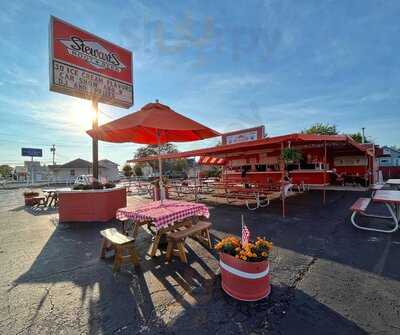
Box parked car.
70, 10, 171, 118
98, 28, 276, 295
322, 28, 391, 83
74, 175, 94, 185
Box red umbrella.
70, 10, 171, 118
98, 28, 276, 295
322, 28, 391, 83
87, 101, 219, 144
87, 101, 220, 200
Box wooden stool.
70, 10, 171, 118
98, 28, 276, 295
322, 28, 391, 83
100, 228, 140, 272
166, 220, 212, 263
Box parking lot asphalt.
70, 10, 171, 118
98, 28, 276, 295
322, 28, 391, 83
0, 188, 399, 334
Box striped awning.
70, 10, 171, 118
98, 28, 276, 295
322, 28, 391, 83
198, 156, 226, 165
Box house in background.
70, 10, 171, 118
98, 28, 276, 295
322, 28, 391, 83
98, 159, 120, 181
48, 158, 119, 183
25, 161, 50, 182
14, 161, 49, 183
14, 166, 28, 182
378, 146, 400, 179
378, 146, 400, 167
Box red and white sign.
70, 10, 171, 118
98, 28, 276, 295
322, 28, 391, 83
49, 16, 133, 108
222, 126, 265, 145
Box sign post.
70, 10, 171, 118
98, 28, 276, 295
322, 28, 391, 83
49, 16, 133, 181
92, 100, 99, 179
21, 148, 43, 185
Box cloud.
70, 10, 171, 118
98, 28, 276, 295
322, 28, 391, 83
0, 63, 42, 88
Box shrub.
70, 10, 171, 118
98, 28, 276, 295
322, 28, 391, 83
91, 181, 104, 190
23, 191, 39, 197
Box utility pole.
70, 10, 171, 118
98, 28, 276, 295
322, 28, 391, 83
50, 144, 56, 165
361, 127, 365, 144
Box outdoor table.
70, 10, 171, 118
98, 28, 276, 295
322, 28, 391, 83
373, 190, 400, 223
373, 190, 400, 225
168, 183, 205, 201
386, 179, 400, 190
116, 200, 210, 257
42, 187, 70, 207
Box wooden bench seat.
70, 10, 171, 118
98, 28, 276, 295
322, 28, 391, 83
166, 221, 212, 263
30, 196, 46, 207
350, 197, 371, 213
100, 228, 139, 272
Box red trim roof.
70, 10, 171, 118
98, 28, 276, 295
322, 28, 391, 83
128, 133, 370, 163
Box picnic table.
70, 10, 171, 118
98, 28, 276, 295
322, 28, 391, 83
41, 187, 70, 207
386, 179, 400, 190
116, 200, 210, 257
350, 190, 400, 233
373, 190, 400, 225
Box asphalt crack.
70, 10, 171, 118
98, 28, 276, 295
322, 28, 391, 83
290, 256, 317, 289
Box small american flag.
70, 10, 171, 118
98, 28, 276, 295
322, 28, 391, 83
241, 214, 250, 244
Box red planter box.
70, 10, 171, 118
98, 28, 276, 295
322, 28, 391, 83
24, 193, 40, 206
58, 187, 127, 223
219, 252, 271, 301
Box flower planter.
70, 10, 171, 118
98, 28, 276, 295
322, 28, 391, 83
219, 252, 271, 301
24, 192, 39, 206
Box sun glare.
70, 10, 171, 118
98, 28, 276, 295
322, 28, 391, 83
70, 99, 109, 130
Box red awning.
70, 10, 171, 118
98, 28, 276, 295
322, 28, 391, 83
198, 156, 226, 165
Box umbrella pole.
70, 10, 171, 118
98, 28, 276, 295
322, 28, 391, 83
157, 131, 164, 203
158, 153, 164, 202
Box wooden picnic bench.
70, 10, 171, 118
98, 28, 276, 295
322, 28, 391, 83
33, 196, 46, 205
100, 228, 140, 272
166, 220, 212, 263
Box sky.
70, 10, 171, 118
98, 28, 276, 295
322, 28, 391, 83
0, 0, 399, 167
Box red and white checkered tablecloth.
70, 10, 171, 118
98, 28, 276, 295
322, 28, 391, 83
116, 200, 210, 231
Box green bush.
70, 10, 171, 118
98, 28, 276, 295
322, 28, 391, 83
91, 181, 104, 190
281, 148, 302, 163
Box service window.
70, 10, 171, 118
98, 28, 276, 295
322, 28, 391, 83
255, 164, 266, 172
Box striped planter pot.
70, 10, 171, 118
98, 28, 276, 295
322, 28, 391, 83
219, 252, 271, 301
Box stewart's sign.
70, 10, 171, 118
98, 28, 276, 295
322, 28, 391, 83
49, 16, 133, 108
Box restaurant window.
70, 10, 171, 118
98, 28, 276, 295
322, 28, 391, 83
255, 164, 266, 172
70, 169, 75, 176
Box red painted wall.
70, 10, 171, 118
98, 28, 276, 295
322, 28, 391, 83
381, 167, 400, 179
224, 172, 283, 184
290, 171, 330, 185
335, 166, 367, 176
